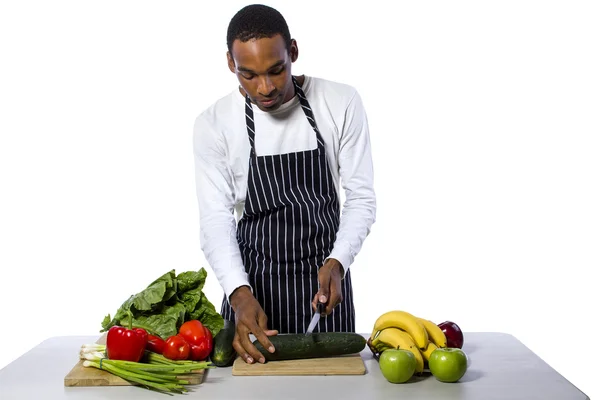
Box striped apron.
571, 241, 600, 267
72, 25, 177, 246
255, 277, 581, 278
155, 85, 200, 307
220, 76, 355, 334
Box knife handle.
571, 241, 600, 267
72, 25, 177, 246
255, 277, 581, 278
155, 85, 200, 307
316, 302, 325, 315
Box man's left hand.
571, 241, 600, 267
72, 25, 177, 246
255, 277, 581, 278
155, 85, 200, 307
312, 258, 344, 315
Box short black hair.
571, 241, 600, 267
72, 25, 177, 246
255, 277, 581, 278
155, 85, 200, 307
226, 4, 292, 54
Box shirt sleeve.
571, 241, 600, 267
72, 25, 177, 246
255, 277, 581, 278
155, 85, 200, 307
193, 114, 251, 301
326, 90, 377, 276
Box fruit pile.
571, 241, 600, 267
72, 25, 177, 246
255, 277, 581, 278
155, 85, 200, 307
368, 310, 467, 384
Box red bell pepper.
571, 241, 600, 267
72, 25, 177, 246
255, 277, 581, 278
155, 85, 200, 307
106, 325, 147, 362
189, 335, 212, 361
134, 328, 148, 343
146, 334, 166, 354
178, 320, 213, 361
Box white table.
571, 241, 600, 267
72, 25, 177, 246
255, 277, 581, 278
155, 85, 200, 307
0, 332, 590, 400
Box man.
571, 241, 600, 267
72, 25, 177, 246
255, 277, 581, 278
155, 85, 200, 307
193, 4, 376, 364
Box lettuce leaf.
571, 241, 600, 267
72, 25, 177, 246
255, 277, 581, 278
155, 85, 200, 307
101, 267, 223, 339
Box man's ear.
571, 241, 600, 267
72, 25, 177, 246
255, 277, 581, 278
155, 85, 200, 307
290, 39, 299, 63
227, 51, 235, 73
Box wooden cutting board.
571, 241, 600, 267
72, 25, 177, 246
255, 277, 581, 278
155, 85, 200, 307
231, 354, 366, 376
64, 334, 204, 387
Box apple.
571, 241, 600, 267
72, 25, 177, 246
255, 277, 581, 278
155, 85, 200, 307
438, 321, 464, 349
428, 347, 468, 383
378, 348, 416, 384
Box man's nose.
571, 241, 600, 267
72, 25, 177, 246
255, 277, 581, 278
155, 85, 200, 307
258, 76, 276, 96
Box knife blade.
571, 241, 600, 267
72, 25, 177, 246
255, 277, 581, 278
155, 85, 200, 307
305, 302, 324, 335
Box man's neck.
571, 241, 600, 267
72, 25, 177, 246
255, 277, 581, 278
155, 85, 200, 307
294, 74, 305, 87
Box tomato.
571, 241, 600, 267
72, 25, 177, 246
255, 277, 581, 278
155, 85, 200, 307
146, 334, 166, 354
162, 335, 190, 360
179, 320, 214, 361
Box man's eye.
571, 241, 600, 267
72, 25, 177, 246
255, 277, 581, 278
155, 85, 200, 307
270, 68, 284, 75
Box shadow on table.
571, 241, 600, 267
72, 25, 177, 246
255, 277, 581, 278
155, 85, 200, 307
459, 369, 483, 383
462, 342, 478, 355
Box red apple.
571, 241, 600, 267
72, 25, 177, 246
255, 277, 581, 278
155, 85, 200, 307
437, 321, 464, 349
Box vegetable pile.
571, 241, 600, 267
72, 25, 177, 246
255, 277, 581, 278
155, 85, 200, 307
101, 268, 224, 339
83, 267, 226, 394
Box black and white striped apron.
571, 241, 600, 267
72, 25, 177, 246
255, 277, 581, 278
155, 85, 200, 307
220, 76, 355, 334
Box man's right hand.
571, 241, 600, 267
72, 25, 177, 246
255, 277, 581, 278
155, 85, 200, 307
229, 286, 277, 364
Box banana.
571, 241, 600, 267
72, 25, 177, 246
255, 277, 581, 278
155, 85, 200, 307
419, 340, 438, 361
372, 341, 392, 354
371, 310, 429, 349
372, 327, 425, 373
417, 318, 447, 348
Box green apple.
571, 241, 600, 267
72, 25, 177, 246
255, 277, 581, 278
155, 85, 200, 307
428, 347, 468, 383
378, 348, 416, 383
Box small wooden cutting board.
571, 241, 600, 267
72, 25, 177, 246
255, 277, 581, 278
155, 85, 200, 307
231, 354, 366, 376
64, 334, 204, 387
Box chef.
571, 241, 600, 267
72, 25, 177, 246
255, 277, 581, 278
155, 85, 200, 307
193, 4, 376, 365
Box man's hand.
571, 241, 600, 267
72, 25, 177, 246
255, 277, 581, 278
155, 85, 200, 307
312, 258, 344, 315
229, 286, 277, 364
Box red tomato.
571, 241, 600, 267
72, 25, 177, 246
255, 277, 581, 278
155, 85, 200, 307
146, 334, 166, 354
162, 335, 190, 360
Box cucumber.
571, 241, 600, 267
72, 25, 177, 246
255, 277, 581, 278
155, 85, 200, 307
209, 319, 236, 367
252, 332, 366, 362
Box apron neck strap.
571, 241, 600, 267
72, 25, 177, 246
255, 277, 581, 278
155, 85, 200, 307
245, 76, 324, 157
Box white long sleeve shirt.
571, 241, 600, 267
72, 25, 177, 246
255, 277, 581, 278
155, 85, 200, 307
193, 75, 376, 301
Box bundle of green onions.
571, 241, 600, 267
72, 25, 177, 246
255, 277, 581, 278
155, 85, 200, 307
80, 344, 214, 395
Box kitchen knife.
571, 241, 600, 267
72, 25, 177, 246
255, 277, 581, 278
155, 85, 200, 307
305, 302, 324, 335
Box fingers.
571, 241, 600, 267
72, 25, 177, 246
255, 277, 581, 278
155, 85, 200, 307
313, 289, 329, 316
313, 267, 332, 314
325, 290, 343, 315
234, 305, 276, 364
257, 311, 269, 331
314, 288, 342, 315
311, 292, 321, 313
317, 268, 332, 307
238, 323, 266, 364
235, 318, 266, 364
325, 271, 343, 315
232, 330, 253, 364
255, 312, 276, 354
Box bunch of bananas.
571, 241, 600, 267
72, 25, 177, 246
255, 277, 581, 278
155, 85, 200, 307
368, 310, 448, 374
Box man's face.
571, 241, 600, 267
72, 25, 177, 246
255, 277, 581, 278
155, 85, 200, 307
228, 35, 297, 112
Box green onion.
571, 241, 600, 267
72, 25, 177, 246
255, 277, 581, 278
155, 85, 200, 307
80, 344, 215, 395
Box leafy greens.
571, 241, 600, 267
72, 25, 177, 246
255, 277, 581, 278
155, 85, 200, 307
101, 268, 224, 339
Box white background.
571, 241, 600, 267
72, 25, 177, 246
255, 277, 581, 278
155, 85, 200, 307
0, 0, 598, 398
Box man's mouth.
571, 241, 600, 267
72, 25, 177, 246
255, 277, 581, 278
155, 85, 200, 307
258, 96, 279, 108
